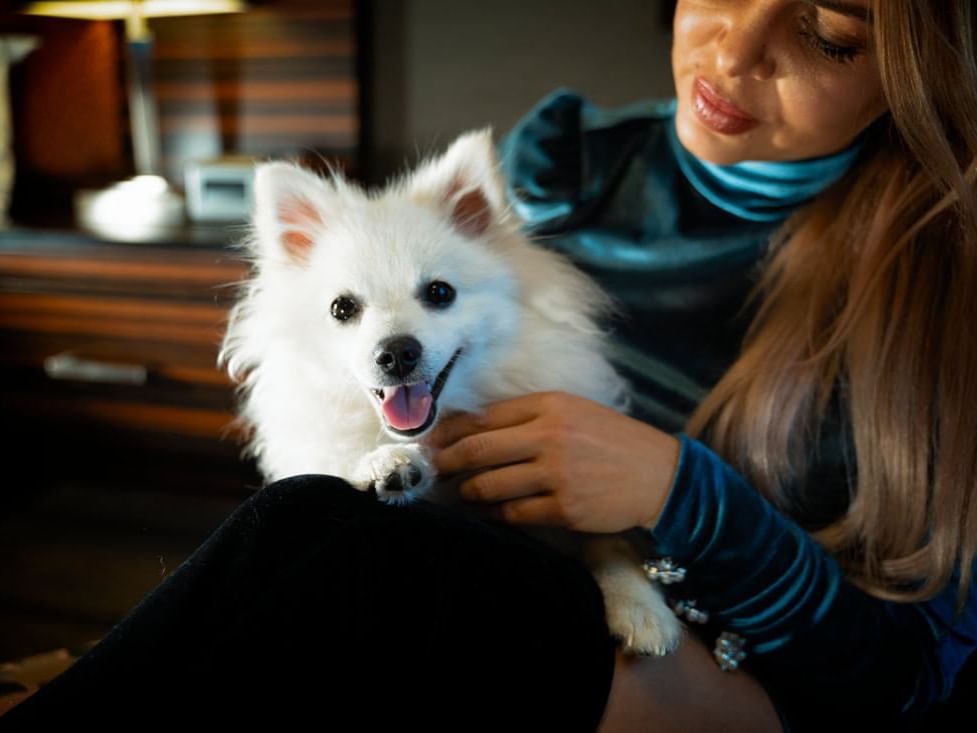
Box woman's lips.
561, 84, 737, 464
691, 77, 760, 135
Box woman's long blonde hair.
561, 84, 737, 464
688, 0, 977, 607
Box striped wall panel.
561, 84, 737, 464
151, 0, 358, 184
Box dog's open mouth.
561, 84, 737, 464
370, 348, 462, 436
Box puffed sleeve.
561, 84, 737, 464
498, 90, 586, 233
498, 89, 675, 236
646, 434, 977, 729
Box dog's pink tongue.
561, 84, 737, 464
381, 383, 433, 431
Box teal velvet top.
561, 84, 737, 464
499, 90, 977, 729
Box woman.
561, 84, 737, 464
3, 0, 973, 730
435, 0, 976, 729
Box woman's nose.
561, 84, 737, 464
715, 13, 777, 80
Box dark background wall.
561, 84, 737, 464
366, 0, 676, 182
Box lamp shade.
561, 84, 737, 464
22, 1, 246, 20
21, 0, 248, 234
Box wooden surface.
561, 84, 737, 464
0, 225, 260, 661
0, 0, 359, 666
0, 228, 251, 467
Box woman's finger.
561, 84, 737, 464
426, 411, 490, 450
458, 461, 546, 503
496, 495, 565, 526
427, 393, 552, 448
434, 424, 539, 475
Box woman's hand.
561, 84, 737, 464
427, 391, 681, 534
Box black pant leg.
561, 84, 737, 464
1, 476, 616, 731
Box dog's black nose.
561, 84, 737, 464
375, 335, 423, 378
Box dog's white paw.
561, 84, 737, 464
353, 443, 434, 503
599, 573, 683, 657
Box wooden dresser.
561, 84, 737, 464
0, 224, 260, 500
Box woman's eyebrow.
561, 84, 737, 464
809, 0, 873, 22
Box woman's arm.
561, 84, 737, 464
651, 433, 977, 724
430, 392, 977, 728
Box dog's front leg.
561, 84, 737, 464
583, 536, 684, 656
351, 443, 435, 503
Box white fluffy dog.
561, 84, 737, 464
220, 131, 681, 655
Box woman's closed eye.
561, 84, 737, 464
797, 12, 866, 64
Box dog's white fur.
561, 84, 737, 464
220, 130, 682, 655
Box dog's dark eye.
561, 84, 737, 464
424, 280, 456, 308
331, 295, 360, 322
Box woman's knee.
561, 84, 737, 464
249, 473, 368, 514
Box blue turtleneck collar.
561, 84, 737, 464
665, 104, 863, 222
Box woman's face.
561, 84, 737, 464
672, 0, 888, 164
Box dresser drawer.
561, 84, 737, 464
0, 291, 234, 434
0, 232, 257, 493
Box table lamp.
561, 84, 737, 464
22, 1, 246, 237
0, 34, 39, 226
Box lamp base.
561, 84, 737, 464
75, 175, 185, 240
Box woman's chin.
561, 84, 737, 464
675, 111, 763, 165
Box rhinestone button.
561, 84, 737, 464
713, 632, 747, 671
673, 599, 709, 624
642, 557, 687, 585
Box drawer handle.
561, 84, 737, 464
44, 353, 149, 386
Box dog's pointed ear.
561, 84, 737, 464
409, 129, 506, 238
252, 162, 330, 263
